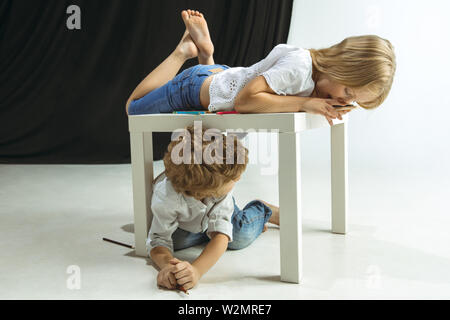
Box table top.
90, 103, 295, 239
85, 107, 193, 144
128, 112, 348, 133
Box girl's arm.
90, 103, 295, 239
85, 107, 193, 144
234, 76, 344, 124
234, 76, 310, 113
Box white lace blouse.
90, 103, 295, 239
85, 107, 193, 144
208, 44, 316, 112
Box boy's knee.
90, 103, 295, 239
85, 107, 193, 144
227, 240, 249, 250
227, 234, 255, 250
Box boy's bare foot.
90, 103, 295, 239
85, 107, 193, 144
257, 199, 280, 226
262, 224, 268, 233
181, 9, 214, 62
175, 29, 198, 60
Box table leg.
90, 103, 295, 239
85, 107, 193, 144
130, 131, 154, 256
278, 132, 302, 283
330, 122, 348, 234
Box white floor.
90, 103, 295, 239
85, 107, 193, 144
1, 160, 450, 300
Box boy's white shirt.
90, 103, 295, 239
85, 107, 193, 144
208, 43, 315, 112
146, 172, 235, 254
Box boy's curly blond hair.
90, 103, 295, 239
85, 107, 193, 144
162, 124, 249, 200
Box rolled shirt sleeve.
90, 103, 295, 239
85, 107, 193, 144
206, 191, 235, 242
261, 49, 314, 96
146, 191, 179, 254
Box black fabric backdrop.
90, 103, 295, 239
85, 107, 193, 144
0, 0, 293, 163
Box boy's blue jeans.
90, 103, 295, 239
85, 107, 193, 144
172, 197, 273, 251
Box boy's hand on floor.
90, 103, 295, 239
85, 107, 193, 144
157, 263, 178, 290
169, 258, 201, 290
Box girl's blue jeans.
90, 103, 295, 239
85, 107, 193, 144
172, 197, 273, 251
128, 64, 230, 115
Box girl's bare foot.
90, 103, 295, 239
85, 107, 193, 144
181, 9, 214, 62
257, 199, 280, 226
175, 29, 198, 60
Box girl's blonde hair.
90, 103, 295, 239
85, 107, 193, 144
309, 35, 396, 109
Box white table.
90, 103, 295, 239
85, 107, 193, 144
128, 113, 348, 283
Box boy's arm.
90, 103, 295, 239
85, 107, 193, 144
150, 246, 175, 270
147, 191, 180, 269
192, 232, 229, 277
190, 192, 234, 277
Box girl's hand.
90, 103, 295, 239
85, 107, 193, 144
170, 258, 201, 290
301, 98, 349, 126
157, 262, 178, 290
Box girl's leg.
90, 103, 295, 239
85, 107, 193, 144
227, 197, 274, 250
126, 30, 198, 114
182, 10, 215, 65
126, 9, 217, 115
127, 64, 211, 115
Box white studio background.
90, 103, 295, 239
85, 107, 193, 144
242, 0, 450, 222
282, 0, 450, 183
